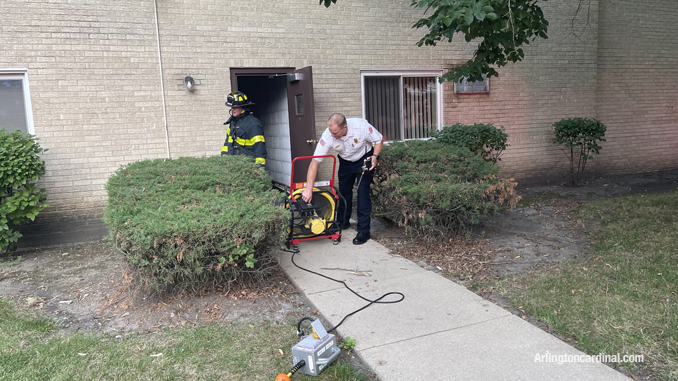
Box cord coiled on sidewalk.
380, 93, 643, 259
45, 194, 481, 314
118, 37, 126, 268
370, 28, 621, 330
287, 249, 405, 334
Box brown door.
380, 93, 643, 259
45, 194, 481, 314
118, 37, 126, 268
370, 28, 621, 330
287, 66, 317, 183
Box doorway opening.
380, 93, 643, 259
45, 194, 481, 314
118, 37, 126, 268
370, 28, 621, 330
231, 67, 316, 185
236, 73, 290, 185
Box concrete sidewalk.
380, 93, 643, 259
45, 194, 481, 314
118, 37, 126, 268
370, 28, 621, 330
276, 232, 631, 381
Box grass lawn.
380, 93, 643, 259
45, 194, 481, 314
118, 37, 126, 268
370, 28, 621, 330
486, 190, 678, 380
0, 298, 373, 381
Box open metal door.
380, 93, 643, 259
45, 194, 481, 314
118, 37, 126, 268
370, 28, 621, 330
287, 66, 317, 183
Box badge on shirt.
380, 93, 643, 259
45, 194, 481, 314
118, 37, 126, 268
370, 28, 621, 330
319, 139, 326, 147
354, 138, 358, 143
368, 127, 373, 133
334, 144, 341, 149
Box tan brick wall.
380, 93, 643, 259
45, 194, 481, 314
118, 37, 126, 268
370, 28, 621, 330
443, 0, 601, 182
1, 0, 676, 221
1, 0, 166, 220
155, 0, 467, 160
594, 0, 678, 173
0, 0, 471, 220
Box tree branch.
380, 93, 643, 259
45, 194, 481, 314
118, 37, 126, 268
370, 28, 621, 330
571, 0, 596, 42
321, 0, 549, 83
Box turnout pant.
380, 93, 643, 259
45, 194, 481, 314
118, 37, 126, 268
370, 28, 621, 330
337, 149, 374, 234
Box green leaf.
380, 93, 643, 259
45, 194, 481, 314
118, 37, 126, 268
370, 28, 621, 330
464, 11, 474, 25
411, 0, 548, 82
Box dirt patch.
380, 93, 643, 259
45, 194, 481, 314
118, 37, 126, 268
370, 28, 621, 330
481, 202, 591, 277
374, 168, 678, 285
486, 168, 678, 276
372, 199, 590, 287
0, 242, 312, 335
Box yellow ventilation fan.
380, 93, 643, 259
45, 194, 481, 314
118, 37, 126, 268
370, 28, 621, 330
286, 188, 337, 239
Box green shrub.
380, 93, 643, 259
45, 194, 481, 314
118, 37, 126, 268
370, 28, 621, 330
0, 130, 48, 252
551, 117, 606, 186
104, 155, 288, 291
372, 140, 520, 237
430, 123, 509, 165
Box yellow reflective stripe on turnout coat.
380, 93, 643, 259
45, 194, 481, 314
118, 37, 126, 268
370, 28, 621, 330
221, 113, 266, 165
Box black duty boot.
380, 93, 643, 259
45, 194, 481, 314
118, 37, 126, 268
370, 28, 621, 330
353, 232, 370, 245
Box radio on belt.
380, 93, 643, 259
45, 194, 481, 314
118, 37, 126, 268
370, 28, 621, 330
290, 319, 340, 376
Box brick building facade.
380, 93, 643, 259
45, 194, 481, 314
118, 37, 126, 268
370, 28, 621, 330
1, 0, 676, 221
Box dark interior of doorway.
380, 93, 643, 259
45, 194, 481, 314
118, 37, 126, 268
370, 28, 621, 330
236, 75, 292, 186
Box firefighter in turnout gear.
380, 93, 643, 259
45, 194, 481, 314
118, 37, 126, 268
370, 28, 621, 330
221, 91, 267, 166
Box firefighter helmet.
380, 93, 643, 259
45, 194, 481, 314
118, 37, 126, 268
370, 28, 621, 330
225, 91, 255, 107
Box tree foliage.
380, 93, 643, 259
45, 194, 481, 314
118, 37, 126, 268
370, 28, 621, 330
320, 0, 549, 83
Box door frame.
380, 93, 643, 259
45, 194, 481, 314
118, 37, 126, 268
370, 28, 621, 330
229, 67, 295, 91
230, 67, 318, 184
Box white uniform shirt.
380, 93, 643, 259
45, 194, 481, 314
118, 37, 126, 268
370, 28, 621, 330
313, 118, 383, 162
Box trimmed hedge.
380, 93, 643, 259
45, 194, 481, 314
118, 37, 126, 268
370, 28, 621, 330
430, 123, 509, 165
104, 155, 288, 291
372, 140, 519, 237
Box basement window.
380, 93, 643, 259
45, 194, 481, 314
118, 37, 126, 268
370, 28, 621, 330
0, 69, 35, 134
454, 74, 489, 94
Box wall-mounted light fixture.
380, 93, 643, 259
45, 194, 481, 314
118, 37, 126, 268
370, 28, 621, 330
184, 75, 195, 92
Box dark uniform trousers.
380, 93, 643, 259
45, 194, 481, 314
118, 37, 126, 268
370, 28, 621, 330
337, 149, 374, 234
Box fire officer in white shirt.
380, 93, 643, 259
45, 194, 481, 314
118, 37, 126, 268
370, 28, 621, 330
301, 113, 383, 245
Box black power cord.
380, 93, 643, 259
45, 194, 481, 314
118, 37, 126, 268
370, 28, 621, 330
288, 250, 404, 334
